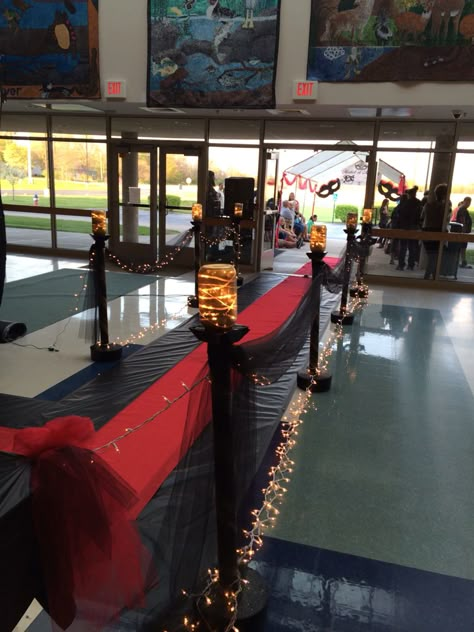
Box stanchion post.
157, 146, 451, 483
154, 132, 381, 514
297, 225, 332, 392
232, 203, 244, 287
350, 208, 373, 299
90, 212, 122, 362
190, 263, 266, 629
188, 203, 203, 308
331, 212, 358, 326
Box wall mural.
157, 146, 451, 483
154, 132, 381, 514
307, 0, 474, 81
0, 0, 99, 99
147, 0, 281, 108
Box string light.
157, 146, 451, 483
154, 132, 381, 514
105, 230, 194, 274
93, 374, 209, 454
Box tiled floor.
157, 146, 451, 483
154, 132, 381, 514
2, 248, 474, 631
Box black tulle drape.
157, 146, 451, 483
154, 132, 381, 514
0, 193, 6, 307
109, 253, 348, 631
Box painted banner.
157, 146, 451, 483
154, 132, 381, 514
147, 0, 281, 108
0, 0, 100, 99
307, 0, 474, 81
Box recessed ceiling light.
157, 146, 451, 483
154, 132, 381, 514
381, 107, 413, 117
348, 107, 377, 118
140, 107, 186, 114
266, 109, 311, 116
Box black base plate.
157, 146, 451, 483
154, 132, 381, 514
331, 310, 355, 325
297, 369, 332, 392
187, 295, 198, 308
196, 566, 267, 631
90, 343, 123, 362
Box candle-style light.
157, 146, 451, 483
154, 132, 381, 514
198, 263, 237, 331
89, 211, 122, 362
233, 202, 243, 218
91, 211, 107, 235
346, 212, 358, 231
362, 208, 372, 224
192, 203, 203, 221
310, 224, 327, 253
298, 223, 332, 393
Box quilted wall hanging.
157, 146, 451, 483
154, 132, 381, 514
147, 0, 281, 108
0, 0, 100, 99
307, 0, 474, 82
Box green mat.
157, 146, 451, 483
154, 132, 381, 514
0, 269, 154, 334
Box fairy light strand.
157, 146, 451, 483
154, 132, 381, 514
93, 374, 209, 454
105, 230, 194, 274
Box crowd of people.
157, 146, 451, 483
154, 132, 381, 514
275, 192, 318, 249
377, 185, 473, 279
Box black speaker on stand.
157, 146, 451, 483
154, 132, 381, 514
224, 177, 255, 266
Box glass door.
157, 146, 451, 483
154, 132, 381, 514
158, 147, 203, 260
109, 143, 158, 263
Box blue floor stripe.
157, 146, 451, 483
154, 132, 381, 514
254, 536, 474, 632
35, 344, 143, 401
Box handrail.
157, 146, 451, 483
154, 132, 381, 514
371, 227, 474, 243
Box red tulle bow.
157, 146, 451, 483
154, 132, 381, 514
12, 416, 153, 630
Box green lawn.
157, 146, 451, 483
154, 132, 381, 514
4, 215, 178, 236
1, 193, 194, 213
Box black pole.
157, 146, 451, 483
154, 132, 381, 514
297, 251, 332, 392
350, 221, 373, 299
331, 228, 357, 326
191, 324, 248, 587
90, 233, 122, 362
232, 217, 244, 287
190, 323, 268, 627
187, 219, 202, 308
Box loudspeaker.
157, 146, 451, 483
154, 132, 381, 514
224, 177, 255, 219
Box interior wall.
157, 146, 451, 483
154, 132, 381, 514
97, 0, 474, 112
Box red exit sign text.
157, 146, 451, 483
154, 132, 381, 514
106, 80, 126, 99
293, 81, 318, 101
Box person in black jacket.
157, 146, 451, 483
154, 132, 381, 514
396, 186, 422, 270
454, 197, 473, 268
422, 183, 449, 279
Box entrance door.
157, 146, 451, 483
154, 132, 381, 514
109, 143, 158, 264
109, 144, 204, 266
159, 147, 204, 265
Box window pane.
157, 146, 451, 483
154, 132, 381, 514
0, 139, 50, 206
264, 120, 374, 145
0, 114, 46, 136
53, 141, 108, 209
457, 123, 474, 149
210, 119, 260, 144
378, 122, 456, 149
3, 209, 52, 248
52, 116, 106, 138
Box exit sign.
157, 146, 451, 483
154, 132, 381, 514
106, 80, 126, 99
293, 80, 318, 101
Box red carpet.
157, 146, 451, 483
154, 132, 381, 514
93, 256, 340, 517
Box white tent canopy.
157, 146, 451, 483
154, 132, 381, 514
283, 142, 405, 188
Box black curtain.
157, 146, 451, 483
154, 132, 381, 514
0, 192, 6, 307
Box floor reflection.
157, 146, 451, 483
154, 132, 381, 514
254, 537, 474, 632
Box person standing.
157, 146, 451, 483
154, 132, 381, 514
217, 182, 225, 212
377, 198, 390, 247
455, 197, 472, 268
396, 186, 422, 271
422, 183, 448, 280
